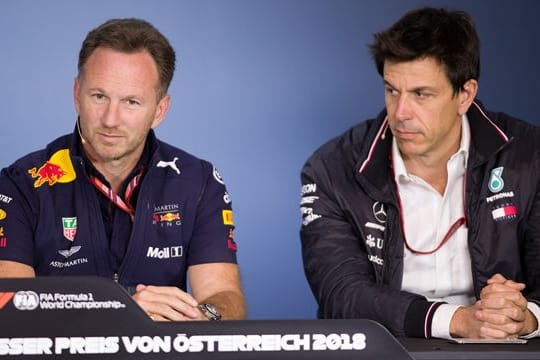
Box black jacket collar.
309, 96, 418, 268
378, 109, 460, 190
355, 100, 510, 202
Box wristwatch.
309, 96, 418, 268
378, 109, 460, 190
198, 303, 222, 321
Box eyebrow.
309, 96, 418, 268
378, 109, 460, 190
383, 80, 436, 93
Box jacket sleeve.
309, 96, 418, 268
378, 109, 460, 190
299, 152, 444, 337
522, 145, 540, 305
0, 165, 36, 266
186, 161, 237, 266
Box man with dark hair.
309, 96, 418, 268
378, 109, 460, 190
300, 7, 540, 339
0, 18, 246, 322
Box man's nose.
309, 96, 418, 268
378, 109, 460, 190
101, 102, 120, 127
393, 95, 412, 121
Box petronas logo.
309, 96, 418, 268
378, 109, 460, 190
488, 167, 504, 193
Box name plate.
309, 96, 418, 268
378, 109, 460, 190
0, 277, 411, 359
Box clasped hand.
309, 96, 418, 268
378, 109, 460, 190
451, 274, 537, 338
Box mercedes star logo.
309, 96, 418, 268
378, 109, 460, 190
373, 202, 387, 223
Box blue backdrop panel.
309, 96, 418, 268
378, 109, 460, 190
0, 0, 538, 319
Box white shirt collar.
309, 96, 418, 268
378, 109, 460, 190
392, 114, 471, 182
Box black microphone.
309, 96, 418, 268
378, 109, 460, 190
76, 117, 86, 144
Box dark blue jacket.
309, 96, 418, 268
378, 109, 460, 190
0, 130, 237, 290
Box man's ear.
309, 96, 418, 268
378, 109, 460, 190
73, 76, 81, 114
458, 79, 478, 115
151, 94, 171, 129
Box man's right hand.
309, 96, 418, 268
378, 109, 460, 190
449, 302, 485, 338
131, 284, 205, 321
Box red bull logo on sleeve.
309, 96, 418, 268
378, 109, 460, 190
28, 149, 76, 188
0, 209, 6, 221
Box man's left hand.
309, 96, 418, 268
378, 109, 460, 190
475, 273, 537, 338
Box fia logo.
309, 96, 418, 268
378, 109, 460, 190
488, 167, 504, 193
13, 291, 39, 310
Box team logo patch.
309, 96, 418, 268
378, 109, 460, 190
28, 149, 76, 188
58, 246, 81, 258
368, 254, 384, 266
227, 228, 237, 250
146, 246, 183, 259
158, 212, 181, 222
301, 183, 317, 195
62, 217, 77, 242
152, 204, 182, 227
0, 194, 12, 204
157, 157, 181, 175
488, 167, 504, 193
491, 204, 517, 221
227, 239, 237, 251
365, 222, 385, 232
301, 206, 322, 226
213, 167, 225, 185
372, 202, 387, 224
0, 209, 6, 220
0, 227, 6, 248
222, 210, 234, 225
486, 191, 514, 204
0, 292, 15, 310
366, 234, 384, 249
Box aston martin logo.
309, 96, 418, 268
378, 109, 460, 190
58, 246, 81, 258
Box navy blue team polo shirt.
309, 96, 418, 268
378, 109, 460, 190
0, 129, 237, 290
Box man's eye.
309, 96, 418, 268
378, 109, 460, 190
126, 99, 140, 106
92, 94, 105, 100
385, 87, 397, 96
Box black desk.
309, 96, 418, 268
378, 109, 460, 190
401, 337, 540, 359
1, 277, 539, 359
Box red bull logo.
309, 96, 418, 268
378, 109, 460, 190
160, 212, 181, 222
28, 149, 76, 188
0, 209, 6, 221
